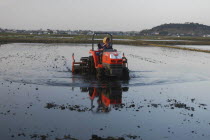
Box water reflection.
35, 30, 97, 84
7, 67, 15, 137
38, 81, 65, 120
80, 85, 129, 113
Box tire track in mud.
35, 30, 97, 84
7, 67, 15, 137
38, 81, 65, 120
128, 54, 166, 64
0, 44, 74, 87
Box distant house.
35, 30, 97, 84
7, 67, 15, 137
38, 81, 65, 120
203, 35, 210, 37
53, 30, 58, 34
67, 31, 77, 35
87, 31, 94, 35
152, 32, 159, 35
67, 31, 73, 35
6, 29, 17, 33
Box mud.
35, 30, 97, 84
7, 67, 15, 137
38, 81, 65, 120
12, 133, 78, 140
1, 43, 210, 140
45, 102, 91, 112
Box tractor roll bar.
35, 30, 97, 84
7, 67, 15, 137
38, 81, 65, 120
92, 32, 113, 51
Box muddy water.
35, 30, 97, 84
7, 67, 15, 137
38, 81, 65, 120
0, 43, 210, 140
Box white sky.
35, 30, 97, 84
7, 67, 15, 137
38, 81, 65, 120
0, 0, 209, 31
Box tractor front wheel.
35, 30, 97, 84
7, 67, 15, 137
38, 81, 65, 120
121, 67, 130, 80
96, 68, 104, 80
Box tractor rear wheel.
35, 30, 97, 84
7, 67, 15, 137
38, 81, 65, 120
88, 56, 96, 74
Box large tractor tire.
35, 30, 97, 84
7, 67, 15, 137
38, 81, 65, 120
88, 56, 96, 74
96, 68, 105, 80
121, 67, 130, 80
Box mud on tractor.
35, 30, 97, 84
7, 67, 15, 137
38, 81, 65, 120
72, 32, 129, 80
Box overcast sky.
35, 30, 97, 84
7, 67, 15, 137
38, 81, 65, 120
0, 0, 209, 31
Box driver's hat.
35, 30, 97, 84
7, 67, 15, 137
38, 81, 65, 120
103, 37, 110, 44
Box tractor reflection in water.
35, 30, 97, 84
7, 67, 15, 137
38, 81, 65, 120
80, 86, 129, 113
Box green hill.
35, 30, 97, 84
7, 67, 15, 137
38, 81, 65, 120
140, 23, 210, 36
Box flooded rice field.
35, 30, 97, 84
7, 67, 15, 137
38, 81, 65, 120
1, 43, 210, 140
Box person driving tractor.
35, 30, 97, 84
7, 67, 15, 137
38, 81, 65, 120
98, 37, 112, 50
98, 37, 113, 63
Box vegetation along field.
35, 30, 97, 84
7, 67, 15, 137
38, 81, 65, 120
1, 33, 210, 53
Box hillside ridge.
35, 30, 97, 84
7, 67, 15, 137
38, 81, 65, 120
140, 22, 210, 36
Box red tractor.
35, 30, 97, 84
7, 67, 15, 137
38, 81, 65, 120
72, 32, 129, 80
